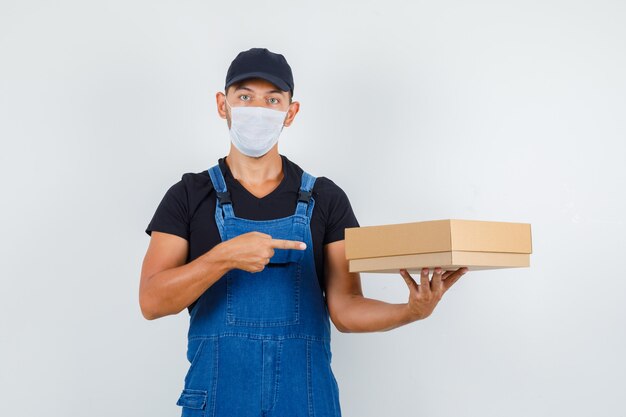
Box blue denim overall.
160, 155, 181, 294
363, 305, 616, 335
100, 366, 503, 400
175, 163, 341, 417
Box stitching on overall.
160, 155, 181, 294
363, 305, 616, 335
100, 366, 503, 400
261, 340, 266, 412
272, 339, 283, 412
325, 342, 339, 417
260, 339, 281, 414
293, 261, 301, 323
208, 337, 219, 417
189, 333, 331, 342
307, 340, 314, 417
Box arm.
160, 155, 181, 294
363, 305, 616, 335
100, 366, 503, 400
139, 231, 230, 320
324, 240, 414, 332
139, 231, 307, 320
324, 239, 468, 333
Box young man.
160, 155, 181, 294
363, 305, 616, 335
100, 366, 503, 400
140, 47, 467, 417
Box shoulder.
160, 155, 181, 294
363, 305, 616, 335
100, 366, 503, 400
311, 176, 356, 224
311, 176, 360, 241
181, 170, 213, 192
281, 155, 351, 201
160, 169, 214, 209
312, 176, 348, 198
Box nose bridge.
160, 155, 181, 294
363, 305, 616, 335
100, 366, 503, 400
226, 97, 274, 116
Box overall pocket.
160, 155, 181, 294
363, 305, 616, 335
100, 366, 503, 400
176, 337, 218, 417
226, 260, 302, 327
176, 388, 208, 416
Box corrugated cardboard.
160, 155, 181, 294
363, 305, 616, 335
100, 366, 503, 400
345, 219, 532, 273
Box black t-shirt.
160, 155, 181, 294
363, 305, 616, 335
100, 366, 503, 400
145, 154, 360, 315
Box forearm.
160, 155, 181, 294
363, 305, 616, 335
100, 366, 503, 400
140, 243, 231, 320
334, 295, 420, 333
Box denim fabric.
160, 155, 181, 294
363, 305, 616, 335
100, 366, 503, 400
175, 164, 341, 417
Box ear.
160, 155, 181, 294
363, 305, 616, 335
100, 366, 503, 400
283, 101, 300, 127
216, 91, 227, 119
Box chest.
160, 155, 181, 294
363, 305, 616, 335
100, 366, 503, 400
188, 188, 323, 260
241, 181, 282, 199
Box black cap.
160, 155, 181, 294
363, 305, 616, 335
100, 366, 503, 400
225, 48, 294, 96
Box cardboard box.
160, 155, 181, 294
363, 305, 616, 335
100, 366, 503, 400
345, 219, 532, 273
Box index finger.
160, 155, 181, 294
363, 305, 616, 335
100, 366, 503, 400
270, 239, 307, 250
431, 267, 444, 290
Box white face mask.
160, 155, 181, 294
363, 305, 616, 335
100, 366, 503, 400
225, 98, 289, 157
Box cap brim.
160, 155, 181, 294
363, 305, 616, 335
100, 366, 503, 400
225, 72, 290, 92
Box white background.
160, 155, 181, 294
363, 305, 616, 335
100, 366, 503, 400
1, 0, 625, 416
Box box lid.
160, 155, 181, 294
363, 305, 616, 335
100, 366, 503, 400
345, 219, 532, 260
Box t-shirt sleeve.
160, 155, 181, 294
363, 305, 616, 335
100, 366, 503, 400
322, 179, 360, 245
145, 177, 189, 241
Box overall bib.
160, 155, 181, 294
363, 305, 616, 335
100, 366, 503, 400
175, 163, 342, 417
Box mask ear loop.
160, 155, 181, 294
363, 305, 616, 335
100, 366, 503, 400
224, 97, 233, 112
283, 102, 290, 127
224, 98, 235, 131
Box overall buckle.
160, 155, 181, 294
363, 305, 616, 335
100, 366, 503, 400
298, 190, 312, 203
216, 191, 232, 205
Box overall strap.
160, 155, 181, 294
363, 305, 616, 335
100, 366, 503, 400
295, 171, 317, 218
207, 164, 235, 218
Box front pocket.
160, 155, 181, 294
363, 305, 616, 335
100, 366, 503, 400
226, 261, 301, 327
223, 216, 308, 265
178, 338, 218, 416
176, 388, 207, 416
270, 245, 305, 264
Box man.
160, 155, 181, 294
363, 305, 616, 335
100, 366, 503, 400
140, 47, 468, 417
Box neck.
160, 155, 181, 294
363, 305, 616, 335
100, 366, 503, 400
225, 145, 283, 186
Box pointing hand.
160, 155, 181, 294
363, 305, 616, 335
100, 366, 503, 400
217, 231, 306, 273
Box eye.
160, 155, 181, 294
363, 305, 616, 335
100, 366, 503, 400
268, 97, 279, 104
239, 94, 250, 101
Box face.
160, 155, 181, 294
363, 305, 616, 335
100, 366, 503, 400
217, 77, 300, 129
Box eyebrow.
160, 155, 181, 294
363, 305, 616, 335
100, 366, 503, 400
234, 86, 285, 95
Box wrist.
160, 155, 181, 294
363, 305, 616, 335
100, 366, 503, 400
404, 303, 423, 323
204, 241, 233, 274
